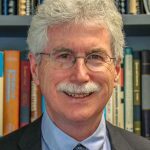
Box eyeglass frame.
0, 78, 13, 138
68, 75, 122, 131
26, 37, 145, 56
35, 49, 116, 72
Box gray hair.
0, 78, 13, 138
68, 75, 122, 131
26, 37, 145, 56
27, 0, 124, 62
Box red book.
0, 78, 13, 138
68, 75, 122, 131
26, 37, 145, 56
20, 51, 31, 127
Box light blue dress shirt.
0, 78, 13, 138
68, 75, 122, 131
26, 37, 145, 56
41, 111, 111, 150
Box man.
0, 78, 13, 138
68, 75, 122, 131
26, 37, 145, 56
0, 0, 150, 150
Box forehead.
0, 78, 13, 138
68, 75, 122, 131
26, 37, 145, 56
45, 23, 112, 55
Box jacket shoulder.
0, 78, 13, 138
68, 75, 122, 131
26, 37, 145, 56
0, 117, 42, 150
119, 127, 150, 149
107, 122, 150, 150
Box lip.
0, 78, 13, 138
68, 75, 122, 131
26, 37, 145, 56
63, 91, 94, 101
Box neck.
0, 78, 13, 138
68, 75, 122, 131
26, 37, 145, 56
48, 111, 103, 141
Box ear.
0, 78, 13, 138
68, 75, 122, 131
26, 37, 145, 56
28, 52, 40, 85
114, 59, 121, 88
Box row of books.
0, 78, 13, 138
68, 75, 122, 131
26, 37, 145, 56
105, 48, 150, 140
0, 0, 150, 15
0, 0, 43, 15
0, 49, 150, 140
0, 50, 46, 137
115, 0, 150, 14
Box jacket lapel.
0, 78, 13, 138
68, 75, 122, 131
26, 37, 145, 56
106, 122, 133, 150
18, 117, 42, 150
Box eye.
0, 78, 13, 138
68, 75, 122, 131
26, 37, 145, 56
87, 53, 104, 61
54, 51, 73, 62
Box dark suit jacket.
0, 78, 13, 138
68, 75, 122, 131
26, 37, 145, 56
0, 117, 150, 150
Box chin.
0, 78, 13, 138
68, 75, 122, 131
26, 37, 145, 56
65, 108, 99, 123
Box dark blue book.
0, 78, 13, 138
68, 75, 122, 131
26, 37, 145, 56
41, 95, 46, 113
2, 0, 8, 15
141, 50, 150, 140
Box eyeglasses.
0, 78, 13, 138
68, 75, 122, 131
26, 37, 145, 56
36, 50, 115, 72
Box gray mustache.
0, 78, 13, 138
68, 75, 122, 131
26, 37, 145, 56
57, 82, 101, 94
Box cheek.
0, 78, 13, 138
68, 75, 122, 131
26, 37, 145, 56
96, 69, 115, 99
38, 62, 70, 96
38, 63, 52, 94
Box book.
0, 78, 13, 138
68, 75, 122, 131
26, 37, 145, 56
30, 80, 42, 122
129, 0, 140, 14
18, 0, 26, 16
0, 51, 4, 137
143, 0, 150, 14
133, 51, 141, 136
141, 50, 150, 139
26, 0, 30, 15
2, 0, 8, 15
106, 93, 115, 124
41, 95, 46, 113
0, 0, 2, 15
8, 0, 16, 15
119, 0, 126, 14
116, 60, 124, 129
113, 87, 118, 126
20, 50, 31, 127
3, 50, 20, 135
124, 47, 133, 132
139, 0, 145, 14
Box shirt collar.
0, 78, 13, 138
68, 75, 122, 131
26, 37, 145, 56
41, 111, 107, 150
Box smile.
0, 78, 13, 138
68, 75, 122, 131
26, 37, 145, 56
64, 92, 93, 98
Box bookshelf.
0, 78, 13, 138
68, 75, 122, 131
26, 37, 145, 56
0, 14, 150, 138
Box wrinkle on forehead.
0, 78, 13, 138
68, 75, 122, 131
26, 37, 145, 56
47, 22, 110, 36
45, 22, 112, 56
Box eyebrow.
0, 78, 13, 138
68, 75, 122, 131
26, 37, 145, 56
86, 48, 108, 55
52, 47, 108, 55
52, 47, 73, 53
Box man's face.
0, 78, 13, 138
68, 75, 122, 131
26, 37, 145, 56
30, 23, 119, 127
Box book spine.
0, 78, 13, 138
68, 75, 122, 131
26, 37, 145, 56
133, 51, 141, 136
41, 95, 46, 113
141, 50, 150, 139
129, 0, 139, 14
106, 93, 115, 124
148, 0, 150, 11
8, 0, 16, 15
0, 51, 4, 137
3, 0, 8, 15
3, 50, 20, 135
119, 0, 126, 14
117, 61, 124, 129
0, 0, 2, 15
125, 0, 130, 14
139, 0, 145, 14
113, 87, 118, 126
143, 0, 150, 14
30, 80, 42, 122
18, 0, 26, 16
124, 47, 133, 132
20, 54, 31, 127
26, 0, 30, 15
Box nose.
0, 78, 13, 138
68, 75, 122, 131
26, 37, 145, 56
70, 58, 90, 84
